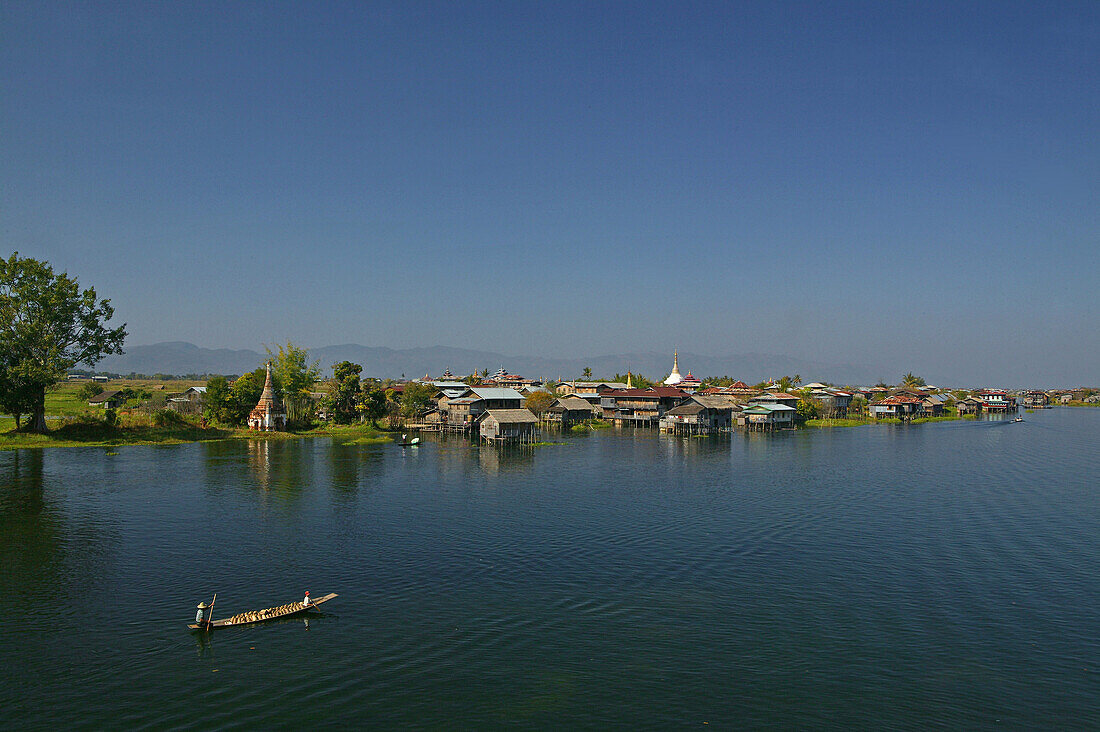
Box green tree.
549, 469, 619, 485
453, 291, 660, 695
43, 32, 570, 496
796, 389, 820, 421
0, 253, 127, 432
901, 372, 926, 389
582, 367, 593, 380
265, 341, 320, 425
77, 382, 105, 401
0, 368, 36, 430
524, 391, 554, 416
203, 376, 234, 424
400, 382, 436, 417
327, 361, 362, 424
356, 383, 388, 426
227, 367, 275, 425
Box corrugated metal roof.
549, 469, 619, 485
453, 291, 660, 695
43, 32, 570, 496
743, 403, 796, 412
470, 387, 525, 400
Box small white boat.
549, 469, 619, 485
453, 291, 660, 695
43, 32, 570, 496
1012, 417, 1024, 423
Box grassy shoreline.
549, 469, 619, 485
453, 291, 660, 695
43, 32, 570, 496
0, 417, 395, 451
803, 412, 973, 429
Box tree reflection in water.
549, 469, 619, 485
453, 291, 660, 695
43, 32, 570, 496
0, 450, 117, 613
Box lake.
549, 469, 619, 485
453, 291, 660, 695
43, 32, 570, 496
2, 409, 1098, 729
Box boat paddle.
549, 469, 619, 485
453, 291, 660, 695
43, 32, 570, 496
205, 593, 216, 631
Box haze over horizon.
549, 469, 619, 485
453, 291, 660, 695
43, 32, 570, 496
3, 2, 1098, 385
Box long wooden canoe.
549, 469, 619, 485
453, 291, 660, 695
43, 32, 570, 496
187, 592, 337, 630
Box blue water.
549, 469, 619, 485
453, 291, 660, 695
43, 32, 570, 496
1, 409, 1098, 728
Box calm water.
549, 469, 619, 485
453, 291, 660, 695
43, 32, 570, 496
1, 409, 1098, 729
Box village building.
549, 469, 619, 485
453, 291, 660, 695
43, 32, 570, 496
556, 381, 630, 396
480, 409, 539, 444
600, 387, 689, 426
1023, 390, 1050, 408
166, 386, 206, 415
956, 396, 983, 416
542, 396, 595, 427
481, 366, 542, 390
88, 390, 126, 410
247, 365, 286, 431
437, 386, 526, 429
659, 395, 739, 434
869, 395, 922, 419
920, 393, 949, 417
675, 372, 703, 392
977, 389, 1016, 413
738, 403, 796, 431
749, 392, 800, 409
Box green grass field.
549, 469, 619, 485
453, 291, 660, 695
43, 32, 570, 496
0, 378, 396, 450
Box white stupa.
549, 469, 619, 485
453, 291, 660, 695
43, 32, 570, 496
663, 351, 683, 386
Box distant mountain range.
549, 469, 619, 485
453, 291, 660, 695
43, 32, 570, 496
94, 341, 913, 386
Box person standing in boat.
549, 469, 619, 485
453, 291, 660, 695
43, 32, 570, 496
195, 601, 208, 626
302, 590, 310, 607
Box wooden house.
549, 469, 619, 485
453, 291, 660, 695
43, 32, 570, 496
1023, 390, 1049, 408
480, 409, 539, 444
88, 390, 126, 409
738, 403, 796, 431
166, 386, 206, 415
956, 396, 983, 415
556, 381, 629, 396
920, 394, 948, 417
543, 396, 594, 427
977, 389, 1016, 413
659, 395, 738, 434
600, 387, 689, 426
869, 395, 922, 419
749, 392, 800, 409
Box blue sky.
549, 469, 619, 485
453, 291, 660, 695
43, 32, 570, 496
2, 1, 1097, 384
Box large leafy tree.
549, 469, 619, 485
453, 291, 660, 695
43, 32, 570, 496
524, 391, 554, 416
327, 361, 362, 424
399, 382, 436, 417
0, 253, 127, 432
356, 384, 388, 426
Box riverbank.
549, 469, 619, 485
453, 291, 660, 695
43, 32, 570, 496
0, 417, 394, 450
803, 412, 975, 428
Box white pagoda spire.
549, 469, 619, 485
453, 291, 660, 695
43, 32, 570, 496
663, 350, 683, 386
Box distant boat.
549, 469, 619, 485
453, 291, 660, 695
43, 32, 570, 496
1013, 417, 1024, 423
188, 593, 336, 630
397, 435, 421, 446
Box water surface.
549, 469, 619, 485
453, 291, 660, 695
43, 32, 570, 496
2, 409, 1097, 728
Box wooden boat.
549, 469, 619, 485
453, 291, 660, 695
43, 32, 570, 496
396, 436, 421, 446
188, 593, 337, 630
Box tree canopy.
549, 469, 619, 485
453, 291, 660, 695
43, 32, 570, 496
0, 253, 127, 431
326, 361, 362, 424
524, 391, 554, 416
901, 372, 926, 388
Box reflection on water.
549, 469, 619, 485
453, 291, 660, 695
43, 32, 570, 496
477, 445, 536, 475
3, 409, 1099, 728
0, 449, 119, 622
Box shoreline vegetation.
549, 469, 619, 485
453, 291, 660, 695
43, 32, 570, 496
0, 415, 393, 451
0, 402, 1005, 451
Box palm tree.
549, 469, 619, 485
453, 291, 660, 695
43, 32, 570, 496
582, 367, 593, 380
901, 372, 925, 389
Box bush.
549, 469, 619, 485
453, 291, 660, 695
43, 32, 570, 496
103, 408, 119, 427
153, 409, 187, 427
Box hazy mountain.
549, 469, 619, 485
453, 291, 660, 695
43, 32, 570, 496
95, 342, 908, 386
